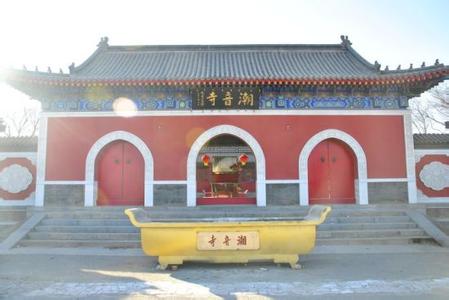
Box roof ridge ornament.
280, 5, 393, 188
374, 61, 381, 71
97, 36, 109, 49
340, 35, 352, 49
68, 62, 75, 73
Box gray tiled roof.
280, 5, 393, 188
4, 37, 449, 83
68, 43, 446, 81
414, 134, 449, 149
71, 45, 380, 80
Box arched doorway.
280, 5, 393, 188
187, 125, 266, 207
196, 134, 257, 205
95, 140, 144, 206
299, 129, 368, 205
308, 138, 356, 204
84, 131, 154, 207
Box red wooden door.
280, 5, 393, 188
96, 141, 144, 206
308, 139, 355, 204
329, 140, 355, 203
97, 141, 123, 204
308, 140, 330, 203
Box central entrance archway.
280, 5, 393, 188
187, 125, 266, 207
308, 138, 356, 204
196, 134, 256, 205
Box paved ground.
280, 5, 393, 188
1, 245, 449, 299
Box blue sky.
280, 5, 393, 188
0, 0, 448, 113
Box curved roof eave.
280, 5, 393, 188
3, 37, 448, 89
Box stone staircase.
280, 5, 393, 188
18, 208, 140, 248
0, 207, 27, 242
316, 209, 432, 245
16, 205, 435, 249
426, 206, 449, 235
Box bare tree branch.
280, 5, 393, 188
1, 107, 40, 137
410, 81, 449, 133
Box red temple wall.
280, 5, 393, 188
45, 115, 407, 180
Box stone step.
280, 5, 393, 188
143, 210, 407, 218
42, 208, 407, 219
0, 208, 27, 213
39, 214, 412, 226
34, 222, 419, 234
316, 236, 435, 246
38, 214, 409, 225
432, 217, 449, 223
20, 235, 433, 248
326, 210, 406, 217
0, 221, 20, 241
36, 222, 416, 233
27, 232, 140, 241
18, 239, 141, 248
426, 207, 449, 218
325, 216, 412, 224
318, 222, 418, 231
29, 227, 426, 241
437, 227, 449, 235
45, 213, 129, 219
317, 228, 426, 239
33, 223, 417, 234
41, 219, 133, 226
29, 206, 135, 212
19, 234, 434, 248
0, 221, 17, 226
431, 218, 449, 235
0, 209, 26, 222
34, 225, 139, 233
0, 227, 15, 240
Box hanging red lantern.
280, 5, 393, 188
201, 154, 211, 166
239, 154, 249, 166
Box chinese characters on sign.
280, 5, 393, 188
208, 234, 217, 247
197, 231, 260, 250
191, 87, 260, 110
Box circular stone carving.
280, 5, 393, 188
419, 161, 449, 191
0, 164, 33, 193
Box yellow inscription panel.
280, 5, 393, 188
197, 231, 259, 250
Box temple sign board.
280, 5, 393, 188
191, 87, 260, 110
197, 231, 260, 250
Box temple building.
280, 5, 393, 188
2, 36, 449, 207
